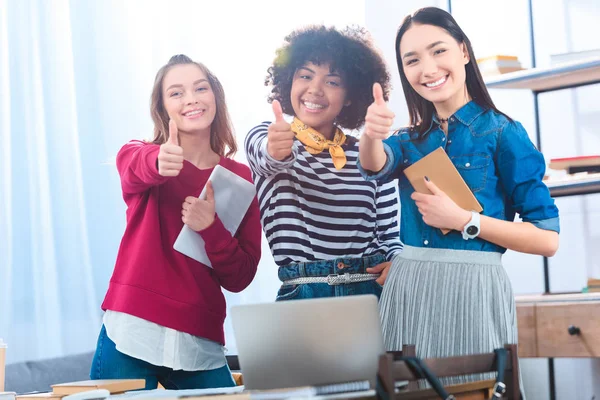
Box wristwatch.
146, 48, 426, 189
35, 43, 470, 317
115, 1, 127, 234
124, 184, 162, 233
461, 211, 481, 240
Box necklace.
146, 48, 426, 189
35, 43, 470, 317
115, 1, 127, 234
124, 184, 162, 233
437, 115, 449, 124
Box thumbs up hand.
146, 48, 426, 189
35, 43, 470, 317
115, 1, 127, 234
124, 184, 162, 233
182, 181, 216, 231
364, 83, 395, 140
266, 100, 295, 161
158, 119, 184, 177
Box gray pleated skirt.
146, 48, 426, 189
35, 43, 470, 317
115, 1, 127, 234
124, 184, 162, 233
380, 245, 524, 394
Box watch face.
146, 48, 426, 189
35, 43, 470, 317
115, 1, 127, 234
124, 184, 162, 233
466, 225, 479, 235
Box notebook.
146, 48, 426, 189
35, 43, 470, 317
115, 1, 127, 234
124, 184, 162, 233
114, 386, 245, 399
173, 164, 256, 267
51, 380, 144, 395
249, 380, 370, 399
231, 295, 384, 391
403, 147, 483, 234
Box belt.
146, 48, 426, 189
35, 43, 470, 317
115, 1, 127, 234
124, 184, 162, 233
282, 273, 379, 286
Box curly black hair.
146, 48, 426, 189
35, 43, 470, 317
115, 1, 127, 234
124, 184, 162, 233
265, 25, 391, 130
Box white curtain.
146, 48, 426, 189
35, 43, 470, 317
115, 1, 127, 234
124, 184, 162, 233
0, 0, 366, 363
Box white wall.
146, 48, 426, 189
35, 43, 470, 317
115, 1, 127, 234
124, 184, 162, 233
365, 0, 600, 398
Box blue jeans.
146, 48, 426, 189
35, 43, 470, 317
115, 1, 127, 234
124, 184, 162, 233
90, 325, 235, 390
276, 254, 386, 301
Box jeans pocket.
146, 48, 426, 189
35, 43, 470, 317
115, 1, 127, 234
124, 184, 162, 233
275, 284, 302, 301
372, 280, 384, 298
90, 326, 106, 379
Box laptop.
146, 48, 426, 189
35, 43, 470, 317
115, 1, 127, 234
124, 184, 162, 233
230, 295, 384, 391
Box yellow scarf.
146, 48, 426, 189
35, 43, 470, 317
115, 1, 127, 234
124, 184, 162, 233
290, 117, 347, 170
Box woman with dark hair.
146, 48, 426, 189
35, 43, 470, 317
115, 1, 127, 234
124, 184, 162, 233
358, 7, 559, 389
91, 55, 261, 388
245, 26, 403, 301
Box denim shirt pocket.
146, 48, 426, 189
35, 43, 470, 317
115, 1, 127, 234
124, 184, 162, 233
451, 153, 491, 193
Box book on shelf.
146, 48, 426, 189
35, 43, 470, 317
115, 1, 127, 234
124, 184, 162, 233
586, 278, 600, 293
51, 380, 145, 395
477, 55, 523, 77
476, 55, 519, 63
550, 49, 600, 66
549, 155, 600, 170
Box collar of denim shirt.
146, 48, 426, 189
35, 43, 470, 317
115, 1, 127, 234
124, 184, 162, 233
426, 100, 487, 133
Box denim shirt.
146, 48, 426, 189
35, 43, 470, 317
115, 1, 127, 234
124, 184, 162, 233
358, 101, 560, 253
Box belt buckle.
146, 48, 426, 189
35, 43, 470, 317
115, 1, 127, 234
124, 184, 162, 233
327, 273, 351, 285
327, 274, 339, 285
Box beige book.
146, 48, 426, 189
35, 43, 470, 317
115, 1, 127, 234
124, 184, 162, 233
16, 393, 64, 400
51, 379, 145, 395
476, 55, 519, 63
404, 147, 483, 234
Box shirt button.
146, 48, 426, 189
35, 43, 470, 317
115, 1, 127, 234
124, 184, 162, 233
442, 137, 446, 142
448, 139, 452, 144
465, 162, 471, 167
404, 159, 408, 163
450, 117, 455, 122
424, 240, 429, 245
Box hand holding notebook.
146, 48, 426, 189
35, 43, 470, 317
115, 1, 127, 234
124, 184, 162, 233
404, 147, 483, 234
173, 165, 256, 267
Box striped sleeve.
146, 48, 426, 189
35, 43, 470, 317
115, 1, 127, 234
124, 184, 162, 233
244, 122, 298, 178
376, 180, 403, 260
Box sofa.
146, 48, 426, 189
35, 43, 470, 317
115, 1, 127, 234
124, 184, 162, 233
5, 352, 94, 394
5, 353, 241, 394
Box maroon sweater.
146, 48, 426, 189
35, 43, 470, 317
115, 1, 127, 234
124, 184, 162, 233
101, 141, 261, 345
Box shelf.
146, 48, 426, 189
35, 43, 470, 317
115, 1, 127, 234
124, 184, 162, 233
516, 292, 600, 304
485, 57, 600, 92
545, 174, 600, 197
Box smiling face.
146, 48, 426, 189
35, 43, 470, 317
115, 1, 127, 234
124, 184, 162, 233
289, 62, 350, 137
162, 64, 217, 135
399, 23, 470, 113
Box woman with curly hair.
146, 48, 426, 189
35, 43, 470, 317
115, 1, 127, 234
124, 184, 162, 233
244, 26, 403, 301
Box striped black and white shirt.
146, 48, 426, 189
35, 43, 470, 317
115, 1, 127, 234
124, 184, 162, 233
244, 122, 403, 267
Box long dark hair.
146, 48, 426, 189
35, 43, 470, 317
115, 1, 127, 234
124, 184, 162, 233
395, 7, 509, 136
150, 54, 237, 158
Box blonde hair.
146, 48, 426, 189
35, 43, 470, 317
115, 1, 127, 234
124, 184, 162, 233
150, 54, 237, 158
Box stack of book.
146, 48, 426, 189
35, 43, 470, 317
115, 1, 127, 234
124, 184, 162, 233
585, 278, 600, 293
476, 55, 523, 77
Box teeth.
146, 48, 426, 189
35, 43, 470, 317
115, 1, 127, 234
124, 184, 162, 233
184, 110, 203, 116
425, 76, 447, 88
303, 101, 325, 110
